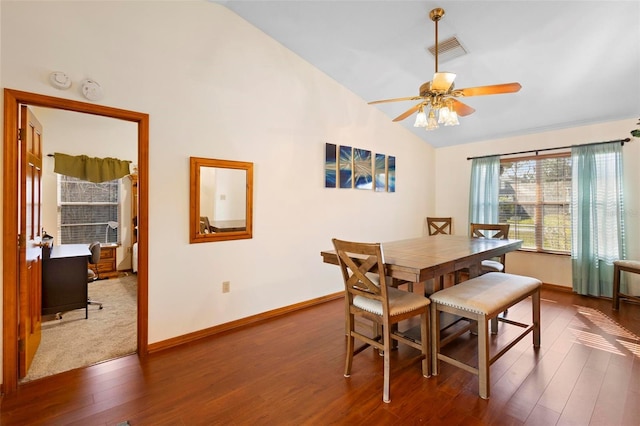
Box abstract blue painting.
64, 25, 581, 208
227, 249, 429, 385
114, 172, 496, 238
324, 143, 395, 193
374, 153, 386, 192
339, 146, 353, 188
387, 156, 396, 192
353, 148, 373, 189
325, 143, 337, 188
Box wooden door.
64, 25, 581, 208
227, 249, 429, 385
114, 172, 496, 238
18, 106, 44, 378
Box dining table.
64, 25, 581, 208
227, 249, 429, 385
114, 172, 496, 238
321, 234, 523, 293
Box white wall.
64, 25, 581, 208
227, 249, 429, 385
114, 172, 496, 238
434, 119, 640, 292
0, 1, 435, 352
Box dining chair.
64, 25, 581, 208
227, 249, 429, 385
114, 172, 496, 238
199, 216, 211, 234
424, 217, 454, 291
426, 217, 452, 236
332, 238, 431, 403
470, 223, 510, 273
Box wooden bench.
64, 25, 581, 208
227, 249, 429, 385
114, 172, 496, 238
429, 272, 541, 399
613, 260, 640, 310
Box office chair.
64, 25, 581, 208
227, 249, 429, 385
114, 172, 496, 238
87, 241, 103, 309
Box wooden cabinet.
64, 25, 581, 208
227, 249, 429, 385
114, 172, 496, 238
89, 244, 119, 279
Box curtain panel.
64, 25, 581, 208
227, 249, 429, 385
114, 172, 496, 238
54, 152, 131, 183
468, 156, 500, 228
571, 142, 626, 297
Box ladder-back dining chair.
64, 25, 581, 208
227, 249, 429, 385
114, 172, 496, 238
426, 217, 452, 236
332, 238, 431, 403
424, 217, 453, 291
469, 223, 512, 330
470, 223, 510, 273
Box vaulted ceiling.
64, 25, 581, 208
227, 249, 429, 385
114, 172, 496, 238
214, 1, 640, 148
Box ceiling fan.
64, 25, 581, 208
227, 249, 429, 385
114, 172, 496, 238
369, 8, 521, 130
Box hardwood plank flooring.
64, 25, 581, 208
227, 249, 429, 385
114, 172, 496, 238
2, 287, 639, 425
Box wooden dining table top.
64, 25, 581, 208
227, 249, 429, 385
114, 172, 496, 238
320, 234, 523, 283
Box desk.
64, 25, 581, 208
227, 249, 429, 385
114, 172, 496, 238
42, 244, 90, 319
321, 235, 523, 291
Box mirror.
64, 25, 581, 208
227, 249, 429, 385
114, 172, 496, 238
190, 157, 253, 243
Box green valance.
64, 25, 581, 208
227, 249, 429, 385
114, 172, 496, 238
53, 152, 132, 183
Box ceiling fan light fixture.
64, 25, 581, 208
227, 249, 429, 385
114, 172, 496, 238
444, 110, 459, 126
437, 106, 450, 124
414, 107, 428, 127
426, 110, 439, 130
367, 8, 521, 133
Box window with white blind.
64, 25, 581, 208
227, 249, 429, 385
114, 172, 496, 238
498, 153, 571, 253
58, 175, 120, 245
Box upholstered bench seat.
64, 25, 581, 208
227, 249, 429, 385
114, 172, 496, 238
430, 272, 541, 399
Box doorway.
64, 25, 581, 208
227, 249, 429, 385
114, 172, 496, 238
2, 89, 149, 395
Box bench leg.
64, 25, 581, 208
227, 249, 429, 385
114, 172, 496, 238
478, 313, 490, 399
613, 264, 621, 310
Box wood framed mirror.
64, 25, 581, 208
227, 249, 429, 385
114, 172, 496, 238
190, 157, 253, 243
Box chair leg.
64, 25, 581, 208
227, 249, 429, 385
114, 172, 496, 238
490, 317, 498, 334
382, 321, 392, 403
344, 314, 354, 377
431, 303, 441, 376
421, 310, 431, 378
88, 298, 103, 309
613, 264, 621, 310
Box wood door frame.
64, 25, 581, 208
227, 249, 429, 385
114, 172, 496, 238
3, 88, 149, 395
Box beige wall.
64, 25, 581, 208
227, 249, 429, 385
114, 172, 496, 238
434, 119, 640, 291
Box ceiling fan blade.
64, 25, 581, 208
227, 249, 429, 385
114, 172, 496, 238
450, 99, 475, 117
368, 96, 422, 105
432, 72, 456, 92
392, 103, 423, 122
457, 82, 522, 97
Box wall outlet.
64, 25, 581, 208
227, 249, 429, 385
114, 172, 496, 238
222, 281, 230, 293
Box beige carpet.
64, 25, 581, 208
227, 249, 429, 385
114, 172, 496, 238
21, 274, 137, 382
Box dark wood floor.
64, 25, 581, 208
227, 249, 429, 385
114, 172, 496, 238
2, 286, 640, 425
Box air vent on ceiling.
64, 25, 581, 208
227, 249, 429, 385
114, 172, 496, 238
427, 36, 467, 63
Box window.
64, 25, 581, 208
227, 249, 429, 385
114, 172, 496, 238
498, 153, 571, 253
58, 175, 120, 244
